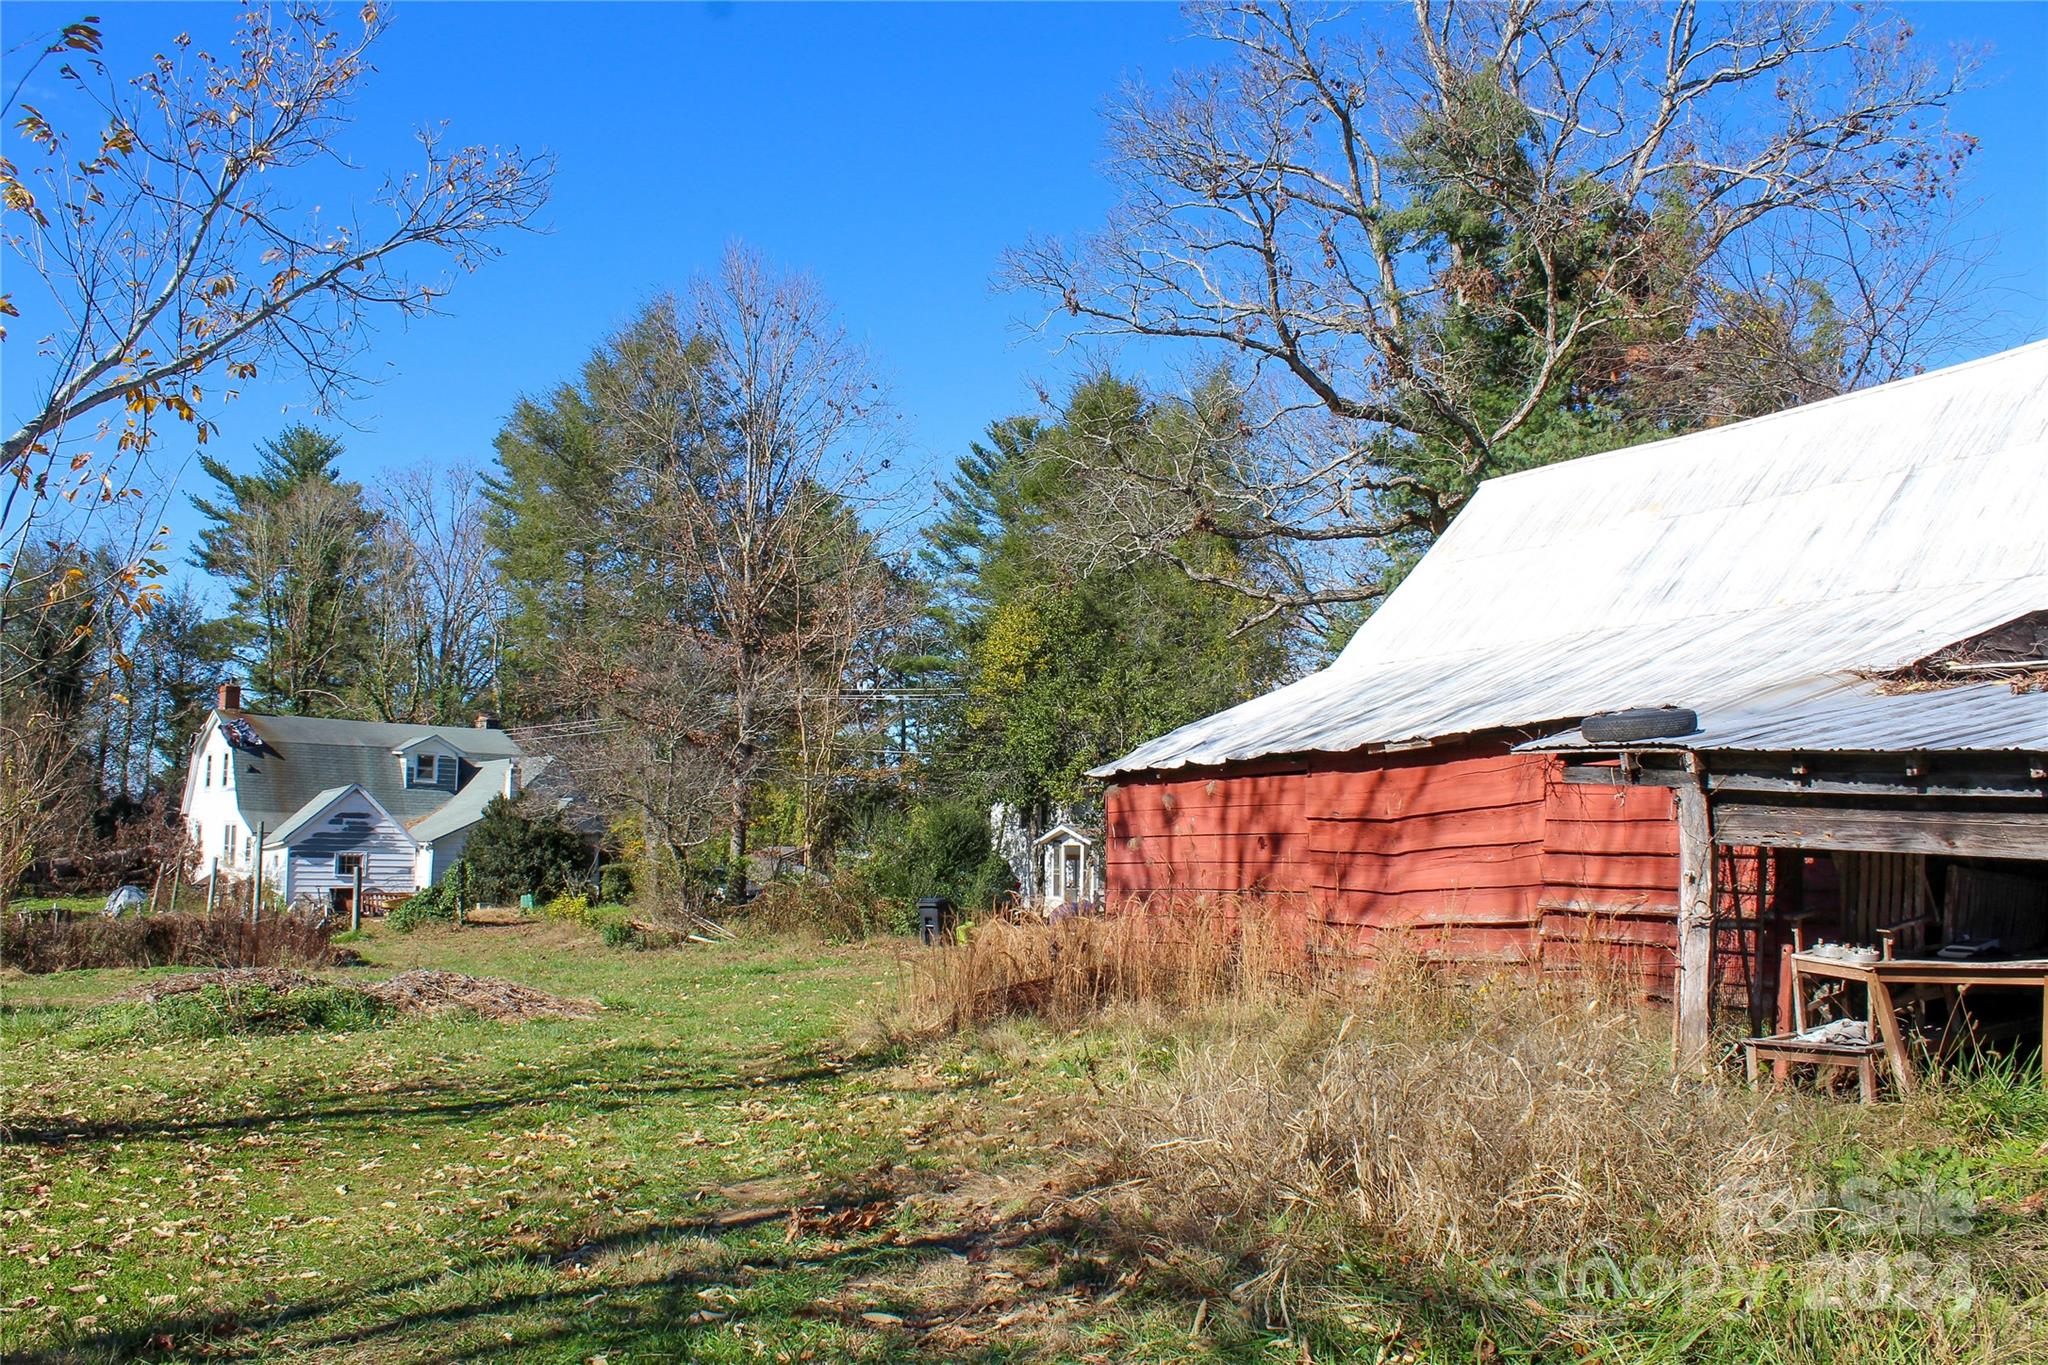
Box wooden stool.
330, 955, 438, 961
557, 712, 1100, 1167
1743, 1033, 1884, 1103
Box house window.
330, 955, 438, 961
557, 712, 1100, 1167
408, 753, 444, 787
221, 826, 232, 859
335, 853, 365, 879
243, 835, 252, 865
204, 754, 212, 787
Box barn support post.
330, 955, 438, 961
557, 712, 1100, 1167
1674, 767, 1716, 1072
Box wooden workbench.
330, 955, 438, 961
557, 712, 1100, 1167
1788, 951, 2048, 1094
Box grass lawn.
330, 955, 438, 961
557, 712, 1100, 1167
1, 922, 1094, 1364
9, 917, 2048, 1364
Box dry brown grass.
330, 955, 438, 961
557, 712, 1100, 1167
881, 904, 2047, 1357
0, 909, 338, 974
890, 894, 1349, 1035
1092, 956, 1787, 1286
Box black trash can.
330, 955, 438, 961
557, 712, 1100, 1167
916, 896, 955, 945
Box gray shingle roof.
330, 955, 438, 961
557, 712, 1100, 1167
222, 712, 526, 843
267, 785, 359, 844
406, 760, 512, 844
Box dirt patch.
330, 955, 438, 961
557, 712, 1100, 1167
115, 966, 600, 1021
364, 969, 600, 1020
458, 905, 535, 926
820, 1165, 1124, 1355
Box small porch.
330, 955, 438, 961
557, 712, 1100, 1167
1555, 734, 2048, 1094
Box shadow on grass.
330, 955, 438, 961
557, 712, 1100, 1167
17, 1165, 1578, 1365
13, 1176, 1028, 1364
0, 1041, 979, 1148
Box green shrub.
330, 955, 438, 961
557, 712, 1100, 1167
388, 886, 454, 933
540, 891, 594, 926
461, 796, 589, 904
597, 862, 634, 905
66, 984, 391, 1046
599, 918, 637, 949
855, 800, 1016, 923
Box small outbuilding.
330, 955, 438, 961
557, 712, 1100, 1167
1034, 823, 1101, 910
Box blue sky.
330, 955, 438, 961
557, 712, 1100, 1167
5, 1, 2046, 577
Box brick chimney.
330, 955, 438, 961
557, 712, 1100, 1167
474, 711, 502, 730
218, 681, 242, 713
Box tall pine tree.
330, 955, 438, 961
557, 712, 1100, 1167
923, 374, 1293, 813
192, 426, 382, 714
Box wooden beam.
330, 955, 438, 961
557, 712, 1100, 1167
1712, 804, 2048, 858
1562, 763, 1686, 788
1707, 770, 2047, 800
1674, 776, 1715, 1072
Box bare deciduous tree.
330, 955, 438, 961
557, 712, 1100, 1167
611, 251, 903, 899
0, 703, 88, 911
1008, 0, 1981, 616
365, 463, 505, 724
1, 4, 548, 685
514, 249, 909, 901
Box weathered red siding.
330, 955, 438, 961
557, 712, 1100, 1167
1104, 736, 1696, 984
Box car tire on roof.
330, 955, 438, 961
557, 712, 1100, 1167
1578, 707, 1699, 744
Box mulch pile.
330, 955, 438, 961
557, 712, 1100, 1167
115, 966, 600, 1021
364, 969, 600, 1021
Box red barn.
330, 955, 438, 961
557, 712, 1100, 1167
1093, 343, 2048, 1024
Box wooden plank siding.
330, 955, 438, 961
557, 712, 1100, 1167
1105, 738, 1717, 992
282, 789, 418, 900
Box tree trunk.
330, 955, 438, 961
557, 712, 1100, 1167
725, 675, 754, 905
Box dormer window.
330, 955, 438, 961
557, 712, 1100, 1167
408, 753, 447, 788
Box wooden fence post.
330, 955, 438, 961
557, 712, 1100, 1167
250, 824, 266, 923
1675, 771, 1716, 1072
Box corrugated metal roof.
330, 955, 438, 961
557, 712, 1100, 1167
1094, 340, 2048, 777
1522, 680, 2048, 754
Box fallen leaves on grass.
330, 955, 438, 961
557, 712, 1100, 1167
115, 968, 325, 1002
115, 967, 600, 1021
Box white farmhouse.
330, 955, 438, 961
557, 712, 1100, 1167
180, 683, 545, 911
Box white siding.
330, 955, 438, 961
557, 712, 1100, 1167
416, 829, 469, 888
280, 789, 418, 901
180, 717, 251, 879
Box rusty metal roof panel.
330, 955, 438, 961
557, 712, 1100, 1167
1094, 341, 2048, 777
